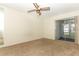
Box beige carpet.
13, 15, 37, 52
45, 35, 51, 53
0, 38, 79, 56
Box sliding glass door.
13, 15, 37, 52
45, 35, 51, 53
63, 19, 75, 41
56, 18, 75, 42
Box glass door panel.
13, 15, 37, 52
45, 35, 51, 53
63, 19, 75, 42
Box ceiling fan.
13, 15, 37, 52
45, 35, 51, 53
27, 3, 50, 15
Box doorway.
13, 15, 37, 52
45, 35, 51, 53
56, 17, 75, 42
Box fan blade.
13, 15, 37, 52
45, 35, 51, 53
27, 9, 36, 13
33, 3, 39, 9
40, 7, 50, 11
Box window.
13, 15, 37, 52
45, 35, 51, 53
71, 23, 75, 32
63, 19, 75, 39
0, 8, 4, 32
64, 24, 69, 35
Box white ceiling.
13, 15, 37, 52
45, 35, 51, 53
1, 3, 79, 15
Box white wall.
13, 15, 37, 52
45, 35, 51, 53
43, 17, 55, 39
44, 10, 79, 40
2, 6, 44, 47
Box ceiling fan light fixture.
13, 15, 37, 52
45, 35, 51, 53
27, 3, 50, 15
